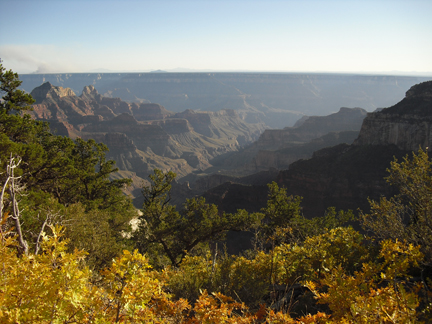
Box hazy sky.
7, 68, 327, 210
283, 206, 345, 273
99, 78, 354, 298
1, 0, 431, 75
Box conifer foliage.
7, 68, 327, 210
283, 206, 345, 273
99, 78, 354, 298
134, 169, 255, 267
0, 62, 136, 269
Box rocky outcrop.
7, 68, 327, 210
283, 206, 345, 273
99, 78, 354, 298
277, 144, 406, 218
202, 143, 406, 219
180, 152, 212, 169
172, 110, 212, 135
30, 82, 75, 103
80, 132, 147, 177
100, 132, 137, 153
81, 114, 178, 157
149, 119, 193, 135
203, 182, 269, 214
132, 103, 173, 121
30, 83, 123, 127
354, 81, 432, 151
192, 169, 279, 194
47, 120, 72, 137
170, 109, 264, 143
80, 85, 133, 115
80, 85, 101, 101
274, 81, 432, 217
30, 83, 165, 128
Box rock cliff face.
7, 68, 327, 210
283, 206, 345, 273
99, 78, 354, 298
132, 103, 172, 121
277, 144, 406, 218
354, 81, 432, 151
276, 81, 432, 217
81, 113, 177, 157
149, 119, 194, 135
200, 80, 432, 219
30, 82, 76, 103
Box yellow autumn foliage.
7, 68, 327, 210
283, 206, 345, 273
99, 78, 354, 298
1, 225, 429, 323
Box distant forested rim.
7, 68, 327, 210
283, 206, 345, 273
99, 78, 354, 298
1, 63, 432, 322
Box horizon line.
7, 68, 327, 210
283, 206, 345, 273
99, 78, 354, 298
20, 69, 432, 77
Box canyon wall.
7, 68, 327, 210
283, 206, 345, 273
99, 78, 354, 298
202, 81, 432, 219
20, 72, 432, 129
354, 81, 432, 151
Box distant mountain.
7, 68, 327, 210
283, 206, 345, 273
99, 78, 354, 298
28, 82, 266, 187
19, 73, 431, 129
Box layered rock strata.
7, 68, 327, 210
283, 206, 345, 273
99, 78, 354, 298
28, 82, 266, 182
201, 80, 432, 219
355, 81, 432, 151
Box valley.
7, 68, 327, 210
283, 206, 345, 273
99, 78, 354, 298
20, 73, 432, 217
204, 80, 432, 220
20, 72, 430, 128
4, 65, 432, 322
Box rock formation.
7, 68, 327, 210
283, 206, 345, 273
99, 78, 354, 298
28, 82, 266, 185
354, 81, 432, 151
30, 81, 76, 102
256, 107, 367, 150
20, 72, 432, 129
213, 107, 367, 173
200, 80, 432, 219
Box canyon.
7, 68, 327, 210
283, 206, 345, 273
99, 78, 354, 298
203, 80, 432, 220
24, 75, 432, 219
20, 72, 431, 129
28, 82, 266, 195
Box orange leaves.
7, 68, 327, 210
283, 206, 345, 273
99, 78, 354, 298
188, 290, 256, 324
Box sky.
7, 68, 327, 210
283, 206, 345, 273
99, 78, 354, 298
1, 0, 431, 75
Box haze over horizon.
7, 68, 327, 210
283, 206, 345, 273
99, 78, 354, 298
1, 0, 431, 76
